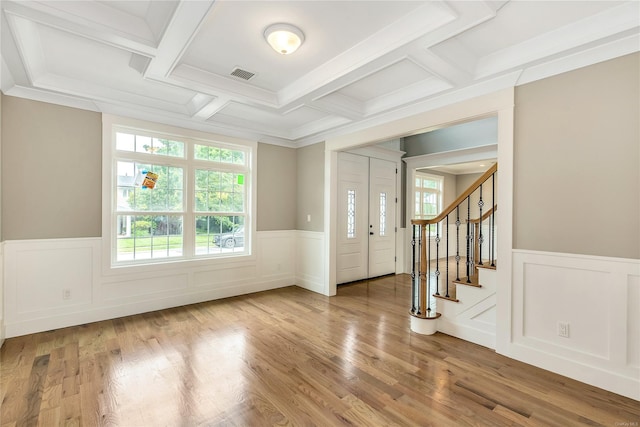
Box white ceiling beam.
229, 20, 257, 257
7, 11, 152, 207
410, 51, 473, 87
289, 116, 352, 141
170, 64, 279, 107
364, 78, 453, 116
191, 97, 230, 120
475, 1, 640, 79
3, 84, 100, 112
517, 33, 640, 86
144, 0, 215, 79
3, 13, 46, 85
311, 94, 365, 121
278, 2, 458, 106
185, 93, 217, 117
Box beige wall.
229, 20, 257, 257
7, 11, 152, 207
0, 93, 3, 344
1, 95, 102, 240
256, 143, 296, 231
0, 96, 312, 238
514, 53, 640, 259
0, 93, 2, 241
456, 173, 483, 197
296, 142, 325, 231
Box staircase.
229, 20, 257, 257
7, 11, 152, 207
410, 164, 498, 348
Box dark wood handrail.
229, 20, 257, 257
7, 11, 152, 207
412, 163, 497, 226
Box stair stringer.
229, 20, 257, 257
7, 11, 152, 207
437, 268, 497, 349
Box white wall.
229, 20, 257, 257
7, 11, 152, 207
509, 250, 639, 400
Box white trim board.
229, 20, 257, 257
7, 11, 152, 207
403, 144, 497, 170
325, 88, 514, 305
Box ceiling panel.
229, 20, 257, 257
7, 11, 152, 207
37, 25, 196, 104
337, 59, 434, 102
180, 1, 428, 92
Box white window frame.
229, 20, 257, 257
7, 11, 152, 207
102, 115, 257, 273
414, 172, 443, 220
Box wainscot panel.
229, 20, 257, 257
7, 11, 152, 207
627, 274, 639, 369
3, 231, 297, 338
295, 231, 325, 295
510, 250, 640, 400
0, 243, 4, 348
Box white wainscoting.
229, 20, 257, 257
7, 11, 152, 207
509, 250, 640, 400
295, 230, 326, 295
0, 243, 4, 347
3, 231, 300, 338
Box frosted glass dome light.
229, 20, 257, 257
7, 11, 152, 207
264, 23, 305, 55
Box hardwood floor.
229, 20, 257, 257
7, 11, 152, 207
1, 274, 638, 426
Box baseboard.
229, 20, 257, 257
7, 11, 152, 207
438, 317, 496, 349
506, 342, 640, 401
295, 275, 325, 294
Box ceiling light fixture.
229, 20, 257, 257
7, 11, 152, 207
264, 23, 304, 55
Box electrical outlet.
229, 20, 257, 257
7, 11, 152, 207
558, 321, 570, 338
63, 289, 72, 300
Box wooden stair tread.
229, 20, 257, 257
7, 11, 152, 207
434, 293, 459, 303
453, 273, 482, 288
476, 262, 497, 270
433, 278, 460, 302
410, 311, 441, 320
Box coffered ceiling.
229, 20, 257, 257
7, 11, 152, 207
1, 1, 638, 147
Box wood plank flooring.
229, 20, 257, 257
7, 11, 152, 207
1, 274, 638, 426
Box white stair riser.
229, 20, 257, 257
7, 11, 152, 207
437, 267, 497, 348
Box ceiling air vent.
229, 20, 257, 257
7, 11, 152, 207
230, 68, 255, 81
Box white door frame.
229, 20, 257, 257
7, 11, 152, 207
335, 150, 400, 284
324, 88, 515, 355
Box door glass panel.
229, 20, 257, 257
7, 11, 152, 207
379, 192, 386, 236
347, 190, 356, 239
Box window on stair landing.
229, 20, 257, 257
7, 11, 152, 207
414, 172, 443, 233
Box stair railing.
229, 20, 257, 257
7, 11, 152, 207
411, 163, 497, 319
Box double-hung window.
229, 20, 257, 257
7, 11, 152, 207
414, 172, 443, 234
108, 120, 253, 266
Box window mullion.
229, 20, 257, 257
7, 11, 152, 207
183, 141, 195, 258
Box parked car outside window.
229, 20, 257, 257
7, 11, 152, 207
214, 226, 244, 248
